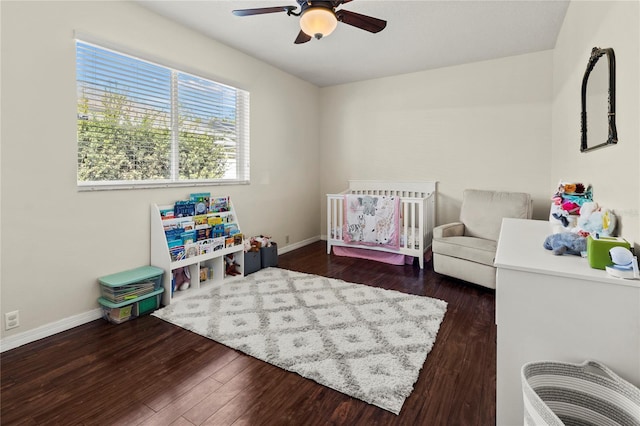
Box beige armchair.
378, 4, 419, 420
432, 189, 532, 289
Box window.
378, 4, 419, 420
75, 41, 250, 189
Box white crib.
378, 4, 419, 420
326, 180, 437, 269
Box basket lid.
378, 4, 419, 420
98, 266, 164, 287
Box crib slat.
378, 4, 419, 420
338, 197, 343, 240
402, 201, 409, 249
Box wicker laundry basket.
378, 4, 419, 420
521, 360, 640, 426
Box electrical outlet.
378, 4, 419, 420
5, 310, 20, 330
285, 235, 290, 244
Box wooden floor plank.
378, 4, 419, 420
0, 241, 496, 425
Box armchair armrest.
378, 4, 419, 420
433, 222, 465, 239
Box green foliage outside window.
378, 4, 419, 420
77, 90, 230, 182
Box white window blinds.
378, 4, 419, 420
76, 40, 250, 189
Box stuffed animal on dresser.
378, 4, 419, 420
543, 232, 587, 256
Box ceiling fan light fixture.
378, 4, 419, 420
300, 6, 337, 40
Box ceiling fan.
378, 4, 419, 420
232, 0, 387, 44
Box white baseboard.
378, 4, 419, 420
0, 236, 323, 353
0, 308, 103, 353
277, 235, 321, 255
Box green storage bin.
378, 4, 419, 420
137, 293, 161, 315
98, 265, 164, 324
98, 289, 164, 324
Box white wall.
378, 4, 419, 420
319, 51, 554, 230
552, 0, 639, 246
0, 1, 320, 341
3, 0, 638, 346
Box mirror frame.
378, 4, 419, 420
580, 47, 617, 153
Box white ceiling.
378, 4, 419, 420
136, 0, 570, 87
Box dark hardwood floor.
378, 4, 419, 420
1, 241, 496, 425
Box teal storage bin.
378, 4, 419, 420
99, 266, 163, 291
98, 289, 164, 324
98, 265, 164, 324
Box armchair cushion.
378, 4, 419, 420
433, 222, 465, 239
460, 189, 532, 241
432, 236, 497, 266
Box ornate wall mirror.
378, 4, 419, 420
581, 47, 617, 152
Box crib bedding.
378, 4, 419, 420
326, 180, 436, 269
331, 227, 420, 249
343, 194, 400, 249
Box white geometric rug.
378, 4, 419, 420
152, 267, 447, 414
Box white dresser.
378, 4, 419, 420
495, 218, 640, 425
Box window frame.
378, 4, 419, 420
75, 37, 250, 191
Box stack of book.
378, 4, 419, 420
100, 281, 156, 303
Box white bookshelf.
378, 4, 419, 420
150, 203, 244, 306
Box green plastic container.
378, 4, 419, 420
98, 266, 164, 290
98, 289, 164, 324
98, 266, 165, 324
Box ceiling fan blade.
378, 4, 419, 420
335, 9, 387, 33
294, 30, 312, 44
232, 6, 295, 16
332, 0, 354, 6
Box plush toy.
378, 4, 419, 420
543, 232, 587, 256
172, 267, 190, 291
573, 201, 617, 237
549, 204, 579, 233
225, 254, 241, 276
549, 181, 593, 232
253, 235, 272, 248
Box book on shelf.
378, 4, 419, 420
159, 206, 175, 220
174, 201, 195, 218
181, 230, 196, 244
190, 192, 211, 215
199, 238, 213, 254
212, 224, 225, 238
163, 222, 179, 231
212, 237, 225, 251
210, 196, 229, 213
224, 223, 239, 236
196, 227, 212, 241
208, 216, 223, 226
170, 245, 186, 261
185, 242, 199, 258
165, 228, 183, 243
179, 222, 194, 232
193, 215, 208, 226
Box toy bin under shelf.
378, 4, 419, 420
98, 266, 164, 324
260, 243, 278, 268
244, 251, 261, 275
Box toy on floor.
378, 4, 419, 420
173, 267, 190, 291
225, 254, 241, 276
543, 232, 587, 256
